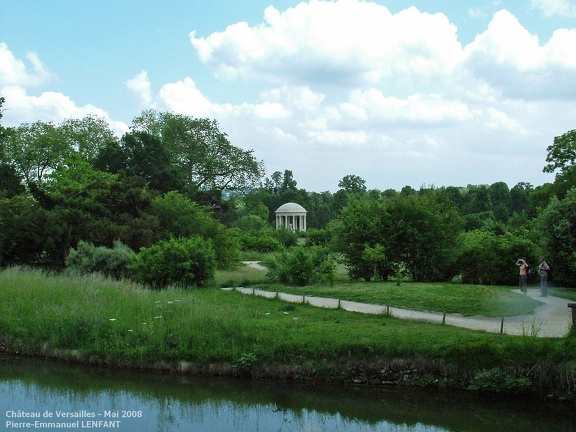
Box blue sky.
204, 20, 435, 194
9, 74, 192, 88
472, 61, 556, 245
2, 0, 576, 192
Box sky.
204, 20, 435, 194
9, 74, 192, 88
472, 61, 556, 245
2, 0, 576, 193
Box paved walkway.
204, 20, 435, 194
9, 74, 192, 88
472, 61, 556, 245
227, 284, 573, 338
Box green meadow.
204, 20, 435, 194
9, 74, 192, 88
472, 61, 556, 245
1, 266, 575, 397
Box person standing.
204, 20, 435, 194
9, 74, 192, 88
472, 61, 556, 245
516, 258, 528, 294
538, 256, 550, 297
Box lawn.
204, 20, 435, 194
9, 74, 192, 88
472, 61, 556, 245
215, 263, 542, 317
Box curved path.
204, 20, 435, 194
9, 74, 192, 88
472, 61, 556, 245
226, 285, 573, 338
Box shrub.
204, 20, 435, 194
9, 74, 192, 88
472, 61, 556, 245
240, 233, 282, 252
273, 228, 299, 248
128, 236, 216, 288
264, 246, 330, 286
65, 240, 132, 279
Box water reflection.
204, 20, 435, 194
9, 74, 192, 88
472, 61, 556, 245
1, 354, 574, 432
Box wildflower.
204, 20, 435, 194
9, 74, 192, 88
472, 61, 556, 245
293, 317, 299, 320
283, 312, 289, 315
109, 318, 117, 321
128, 329, 133, 332
154, 316, 162, 319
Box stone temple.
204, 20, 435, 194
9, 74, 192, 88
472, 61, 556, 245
275, 202, 307, 232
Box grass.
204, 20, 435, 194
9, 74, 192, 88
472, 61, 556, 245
1, 267, 575, 396
257, 282, 545, 317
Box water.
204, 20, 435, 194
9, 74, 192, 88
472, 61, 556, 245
1, 354, 574, 432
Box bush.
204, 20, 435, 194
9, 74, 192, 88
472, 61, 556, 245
264, 246, 330, 286
273, 228, 299, 248
65, 240, 132, 279
128, 236, 216, 288
240, 233, 282, 253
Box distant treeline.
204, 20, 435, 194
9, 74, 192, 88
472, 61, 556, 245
1, 97, 575, 287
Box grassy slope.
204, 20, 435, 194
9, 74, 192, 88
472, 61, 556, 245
0, 267, 567, 369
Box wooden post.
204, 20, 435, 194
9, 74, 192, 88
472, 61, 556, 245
568, 304, 576, 328
500, 317, 504, 334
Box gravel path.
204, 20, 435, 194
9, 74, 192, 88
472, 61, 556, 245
227, 283, 573, 338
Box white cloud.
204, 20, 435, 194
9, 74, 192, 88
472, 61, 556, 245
190, 0, 462, 91
157, 77, 214, 117
0, 42, 51, 87
0, 43, 127, 135
463, 10, 576, 100
4, 1, 576, 191
531, 0, 576, 17
126, 70, 154, 108
1, 85, 128, 135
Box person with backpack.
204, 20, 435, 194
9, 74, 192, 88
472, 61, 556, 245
538, 256, 551, 297
516, 258, 529, 294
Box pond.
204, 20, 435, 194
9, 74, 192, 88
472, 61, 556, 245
1, 354, 574, 432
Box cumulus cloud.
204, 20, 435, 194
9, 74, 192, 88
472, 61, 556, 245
126, 70, 154, 108
3, 1, 576, 190
0, 42, 52, 87
464, 10, 576, 99
531, 0, 576, 17
182, 1, 573, 189
0, 43, 127, 134
190, 0, 462, 91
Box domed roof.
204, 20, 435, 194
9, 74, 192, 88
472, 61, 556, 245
275, 202, 307, 213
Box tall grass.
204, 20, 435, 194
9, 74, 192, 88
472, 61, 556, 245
1, 267, 575, 396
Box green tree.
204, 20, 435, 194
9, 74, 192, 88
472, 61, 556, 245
331, 194, 391, 281
543, 128, 576, 176
150, 191, 240, 269
131, 110, 264, 194
3, 121, 72, 185
120, 131, 184, 192
384, 192, 463, 282
538, 188, 576, 286
28, 158, 158, 266
338, 174, 366, 193
60, 115, 119, 162
0, 195, 47, 266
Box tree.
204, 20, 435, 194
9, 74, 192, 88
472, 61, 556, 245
60, 115, 119, 162
3, 121, 72, 185
0, 194, 47, 266
332, 191, 463, 282
538, 188, 576, 287
543, 129, 576, 176
338, 174, 366, 194
331, 194, 392, 281
384, 192, 463, 282
25, 158, 158, 266
131, 110, 264, 193
119, 131, 183, 192
150, 191, 240, 269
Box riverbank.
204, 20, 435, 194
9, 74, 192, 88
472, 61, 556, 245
1, 267, 575, 400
